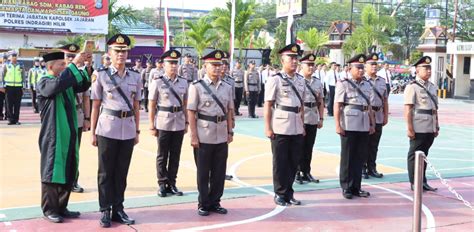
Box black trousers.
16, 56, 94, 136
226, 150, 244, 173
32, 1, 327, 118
97, 136, 134, 212
73, 128, 84, 186
328, 86, 335, 115
234, 87, 243, 114
407, 133, 435, 184
30, 88, 38, 112
248, 91, 258, 117
194, 143, 228, 209
41, 182, 72, 216
143, 87, 149, 111
339, 131, 369, 191
0, 91, 5, 118
365, 124, 383, 171
156, 130, 184, 186
299, 124, 318, 174
386, 84, 391, 96
257, 84, 265, 107
271, 134, 303, 199
5, 86, 22, 123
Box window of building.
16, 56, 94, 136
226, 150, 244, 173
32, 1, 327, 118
463, 57, 471, 75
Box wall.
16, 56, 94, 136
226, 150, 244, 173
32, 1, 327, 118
453, 54, 474, 98
0, 32, 107, 51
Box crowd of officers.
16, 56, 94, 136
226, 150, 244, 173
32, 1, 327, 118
3, 32, 440, 227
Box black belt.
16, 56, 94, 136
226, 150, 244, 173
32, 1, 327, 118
157, 105, 182, 113
344, 104, 369, 111
187, 80, 193, 83
304, 102, 321, 108
372, 106, 382, 111
101, 108, 134, 118
415, 109, 436, 115
276, 104, 300, 113
198, 113, 227, 123
235, 81, 243, 83
247, 83, 258, 86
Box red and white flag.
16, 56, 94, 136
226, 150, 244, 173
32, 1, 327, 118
163, 6, 170, 51
229, 0, 236, 65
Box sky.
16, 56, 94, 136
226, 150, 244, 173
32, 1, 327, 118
116, 0, 228, 11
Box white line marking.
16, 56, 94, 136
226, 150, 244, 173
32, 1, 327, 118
172, 152, 286, 232
0, 214, 5, 218
4, 221, 12, 226
364, 183, 436, 232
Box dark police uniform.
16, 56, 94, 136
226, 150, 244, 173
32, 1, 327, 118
187, 50, 234, 216
297, 54, 324, 184
334, 54, 374, 199
90, 34, 141, 227
363, 53, 388, 179
244, 62, 260, 118
148, 50, 188, 197
404, 56, 439, 192
265, 44, 305, 206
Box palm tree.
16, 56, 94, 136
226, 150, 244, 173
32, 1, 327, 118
184, 17, 218, 66
108, 0, 139, 38
56, 35, 86, 47
343, 5, 396, 55
210, 0, 266, 60
297, 28, 329, 54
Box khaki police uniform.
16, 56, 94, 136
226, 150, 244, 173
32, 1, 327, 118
187, 53, 234, 212
231, 67, 244, 114
244, 68, 260, 117
178, 63, 197, 83
141, 67, 153, 111
405, 63, 439, 187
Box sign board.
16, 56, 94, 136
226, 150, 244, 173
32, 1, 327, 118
276, 0, 307, 18
447, 42, 474, 55
0, 0, 109, 34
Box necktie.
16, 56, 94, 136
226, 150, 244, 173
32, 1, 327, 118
334, 70, 337, 84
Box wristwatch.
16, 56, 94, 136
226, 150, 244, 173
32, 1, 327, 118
228, 131, 234, 136
136, 130, 141, 134
84, 117, 90, 121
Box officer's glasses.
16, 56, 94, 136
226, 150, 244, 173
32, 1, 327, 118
351, 64, 365, 70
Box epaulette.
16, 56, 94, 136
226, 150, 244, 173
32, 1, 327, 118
409, 80, 416, 84
97, 67, 108, 72
153, 75, 163, 80
273, 72, 283, 78
192, 79, 201, 85
128, 68, 139, 74
177, 75, 186, 80
221, 79, 231, 86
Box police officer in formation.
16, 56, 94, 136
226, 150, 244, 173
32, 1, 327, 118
141, 60, 154, 112
264, 44, 305, 206
90, 34, 142, 227
148, 49, 188, 198
334, 54, 375, 199
178, 53, 198, 83
244, 60, 260, 118
295, 54, 324, 184
2, 52, 25, 125
231, 60, 245, 116
220, 52, 236, 181
363, 53, 388, 179
404, 56, 438, 192
28, 57, 46, 113
187, 50, 234, 216
0, 53, 7, 120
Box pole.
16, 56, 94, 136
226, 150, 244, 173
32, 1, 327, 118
413, 151, 426, 232
350, 0, 354, 35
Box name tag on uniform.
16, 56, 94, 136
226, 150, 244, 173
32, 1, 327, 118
160, 84, 169, 89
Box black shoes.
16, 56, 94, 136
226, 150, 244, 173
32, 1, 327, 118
72, 183, 84, 193
60, 208, 80, 218
158, 185, 167, 197
295, 172, 303, 185
423, 183, 438, 191
304, 173, 320, 183
274, 196, 288, 206
342, 189, 353, 199
210, 205, 228, 214
112, 210, 135, 225
44, 214, 64, 223
198, 207, 210, 216
368, 169, 383, 178
362, 169, 369, 179
287, 198, 301, 205
352, 189, 370, 197
166, 185, 183, 196
225, 174, 233, 180
100, 210, 111, 228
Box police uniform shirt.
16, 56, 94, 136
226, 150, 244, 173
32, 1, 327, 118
3, 63, 24, 86
187, 75, 234, 144
222, 75, 236, 100
334, 79, 372, 132
303, 77, 324, 125
244, 69, 260, 92
367, 75, 388, 124
90, 67, 142, 140
377, 68, 392, 85
264, 72, 306, 135
28, 66, 44, 90
141, 68, 152, 88
149, 68, 165, 83
76, 91, 90, 127
404, 78, 438, 133
179, 63, 196, 82
148, 74, 188, 131
231, 68, 245, 88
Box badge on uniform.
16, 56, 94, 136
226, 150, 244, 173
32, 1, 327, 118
107, 91, 113, 99
205, 101, 211, 106
91, 74, 97, 83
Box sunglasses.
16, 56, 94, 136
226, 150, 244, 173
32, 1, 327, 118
351, 64, 365, 69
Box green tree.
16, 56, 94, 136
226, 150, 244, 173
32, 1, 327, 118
210, 0, 266, 60
343, 5, 396, 55
108, 0, 139, 38
184, 17, 218, 65
252, 35, 271, 49
56, 35, 86, 48
297, 27, 329, 54
270, 21, 287, 66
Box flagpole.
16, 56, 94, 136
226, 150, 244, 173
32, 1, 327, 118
164, 6, 170, 51
286, 1, 294, 44
230, 0, 236, 67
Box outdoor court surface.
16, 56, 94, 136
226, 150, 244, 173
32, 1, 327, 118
0, 94, 473, 231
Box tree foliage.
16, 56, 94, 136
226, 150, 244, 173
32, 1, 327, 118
108, 0, 139, 38
297, 27, 329, 54
184, 17, 218, 64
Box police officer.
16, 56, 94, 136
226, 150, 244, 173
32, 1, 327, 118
187, 50, 234, 216
404, 56, 439, 192
90, 34, 141, 227
264, 44, 305, 206
141, 60, 153, 112
131, 58, 143, 73
326, 62, 340, 117
295, 54, 324, 184
2, 52, 25, 125
0, 53, 7, 120
220, 52, 236, 181
27, 57, 43, 113
244, 61, 260, 118
231, 60, 245, 116
178, 53, 198, 83
148, 50, 188, 197
101, 54, 111, 69
363, 53, 388, 179
150, 58, 165, 82
334, 54, 376, 199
